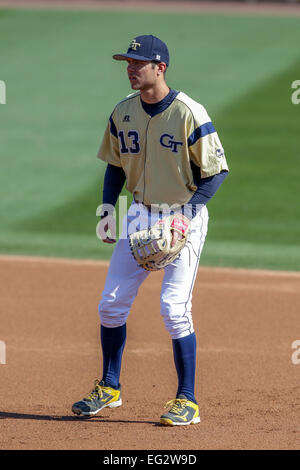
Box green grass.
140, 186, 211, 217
206, 59, 300, 255
1, 8, 300, 270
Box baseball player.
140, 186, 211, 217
72, 35, 229, 425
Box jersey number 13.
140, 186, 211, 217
118, 130, 140, 154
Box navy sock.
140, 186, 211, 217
172, 332, 197, 403
100, 324, 126, 389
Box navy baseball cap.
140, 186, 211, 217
113, 35, 169, 66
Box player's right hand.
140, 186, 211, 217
97, 215, 117, 244
102, 221, 116, 244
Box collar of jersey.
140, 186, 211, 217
140, 89, 179, 117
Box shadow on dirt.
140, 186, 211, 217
0, 411, 159, 425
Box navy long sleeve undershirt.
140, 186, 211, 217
102, 163, 126, 208
102, 163, 228, 219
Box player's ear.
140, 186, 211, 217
157, 62, 167, 76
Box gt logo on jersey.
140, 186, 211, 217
160, 133, 183, 153
130, 39, 141, 51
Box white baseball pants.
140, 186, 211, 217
98, 202, 209, 340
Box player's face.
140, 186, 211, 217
126, 58, 158, 91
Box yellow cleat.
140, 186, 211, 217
160, 394, 200, 426
72, 379, 122, 417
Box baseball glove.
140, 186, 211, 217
129, 213, 191, 271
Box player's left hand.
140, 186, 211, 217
170, 213, 190, 248
171, 229, 183, 248
129, 212, 191, 271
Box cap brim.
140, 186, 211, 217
113, 53, 153, 62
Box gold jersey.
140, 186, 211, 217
97, 91, 229, 206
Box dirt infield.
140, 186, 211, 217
0, 255, 299, 450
